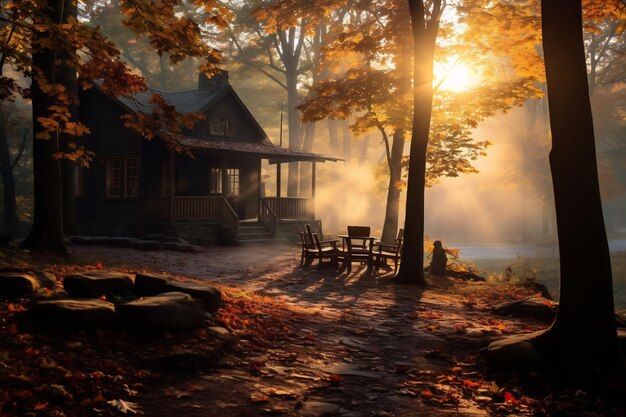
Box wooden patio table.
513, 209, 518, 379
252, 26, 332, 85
338, 235, 378, 273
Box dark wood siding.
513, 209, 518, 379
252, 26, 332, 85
190, 91, 266, 142
76, 89, 143, 223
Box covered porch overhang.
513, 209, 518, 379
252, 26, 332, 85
159, 137, 342, 237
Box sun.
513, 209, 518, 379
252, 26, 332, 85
433, 60, 479, 92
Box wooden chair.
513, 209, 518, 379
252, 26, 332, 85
299, 231, 316, 266
305, 224, 339, 268
343, 225, 374, 273
375, 228, 403, 273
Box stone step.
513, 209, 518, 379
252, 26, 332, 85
237, 238, 281, 244
238, 226, 269, 233
237, 233, 274, 241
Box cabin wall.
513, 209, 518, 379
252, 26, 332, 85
142, 139, 169, 198
76, 88, 143, 228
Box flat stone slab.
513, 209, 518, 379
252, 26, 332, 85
134, 273, 221, 313
63, 272, 134, 298
493, 297, 557, 320
0, 272, 40, 297
134, 272, 170, 295
167, 282, 221, 313
117, 292, 206, 330
31, 298, 115, 329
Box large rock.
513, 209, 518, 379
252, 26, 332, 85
63, 272, 134, 298
163, 242, 195, 252
31, 298, 115, 329
493, 297, 557, 320
117, 292, 206, 330
134, 273, 221, 313
134, 272, 170, 295
0, 272, 40, 297
167, 281, 221, 313
33, 271, 58, 290
484, 331, 546, 370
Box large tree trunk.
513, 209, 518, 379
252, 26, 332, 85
328, 119, 339, 149
59, 0, 78, 236
20, 0, 67, 256
286, 66, 300, 197
381, 129, 405, 243
299, 121, 316, 196
0, 104, 18, 234
394, 0, 439, 285
538, 0, 620, 372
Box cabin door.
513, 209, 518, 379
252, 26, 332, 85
225, 168, 247, 218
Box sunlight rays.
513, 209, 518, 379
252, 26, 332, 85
433, 59, 481, 92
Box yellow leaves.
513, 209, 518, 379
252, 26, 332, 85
63, 122, 90, 137
394, 179, 407, 191
37, 117, 60, 130
35, 131, 51, 140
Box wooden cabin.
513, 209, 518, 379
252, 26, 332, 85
75, 71, 339, 244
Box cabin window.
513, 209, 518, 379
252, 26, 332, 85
106, 157, 139, 198
125, 158, 139, 197
209, 168, 222, 194
105, 159, 122, 198
227, 168, 239, 196
210, 117, 235, 137
74, 166, 86, 197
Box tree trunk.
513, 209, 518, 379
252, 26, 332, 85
20, 0, 67, 256
299, 121, 316, 196
0, 104, 18, 234
286, 65, 300, 197
381, 129, 405, 243
328, 119, 339, 150
357, 133, 370, 165
341, 120, 351, 161
394, 0, 438, 285
537, 0, 621, 373
59, 0, 78, 236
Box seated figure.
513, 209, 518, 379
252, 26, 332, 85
429, 240, 447, 277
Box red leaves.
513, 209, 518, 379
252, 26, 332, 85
463, 379, 481, 389
503, 391, 521, 405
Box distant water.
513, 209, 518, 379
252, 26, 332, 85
454, 239, 626, 260
453, 239, 626, 311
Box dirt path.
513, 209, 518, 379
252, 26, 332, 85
72, 244, 544, 416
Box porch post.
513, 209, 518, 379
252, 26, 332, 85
311, 161, 316, 219
169, 152, 175, 222
276, 162, 282, 198
221, 157, 228, 195
257, 159, 263, 217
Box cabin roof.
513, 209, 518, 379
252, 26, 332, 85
93, 80, 231, 114
179, 137, 342, 163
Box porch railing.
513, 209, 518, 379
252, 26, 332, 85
220, 197, 239, 237
173, 196, 222, 220
259, 198, 278, 237
261, 197, 314, 219
144, 196, 238, 235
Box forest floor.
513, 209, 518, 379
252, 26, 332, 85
1, 244, 625, 417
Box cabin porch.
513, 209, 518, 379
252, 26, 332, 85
139, 138, 338, 243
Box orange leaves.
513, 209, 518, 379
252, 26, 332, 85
462, 379, 481, 389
